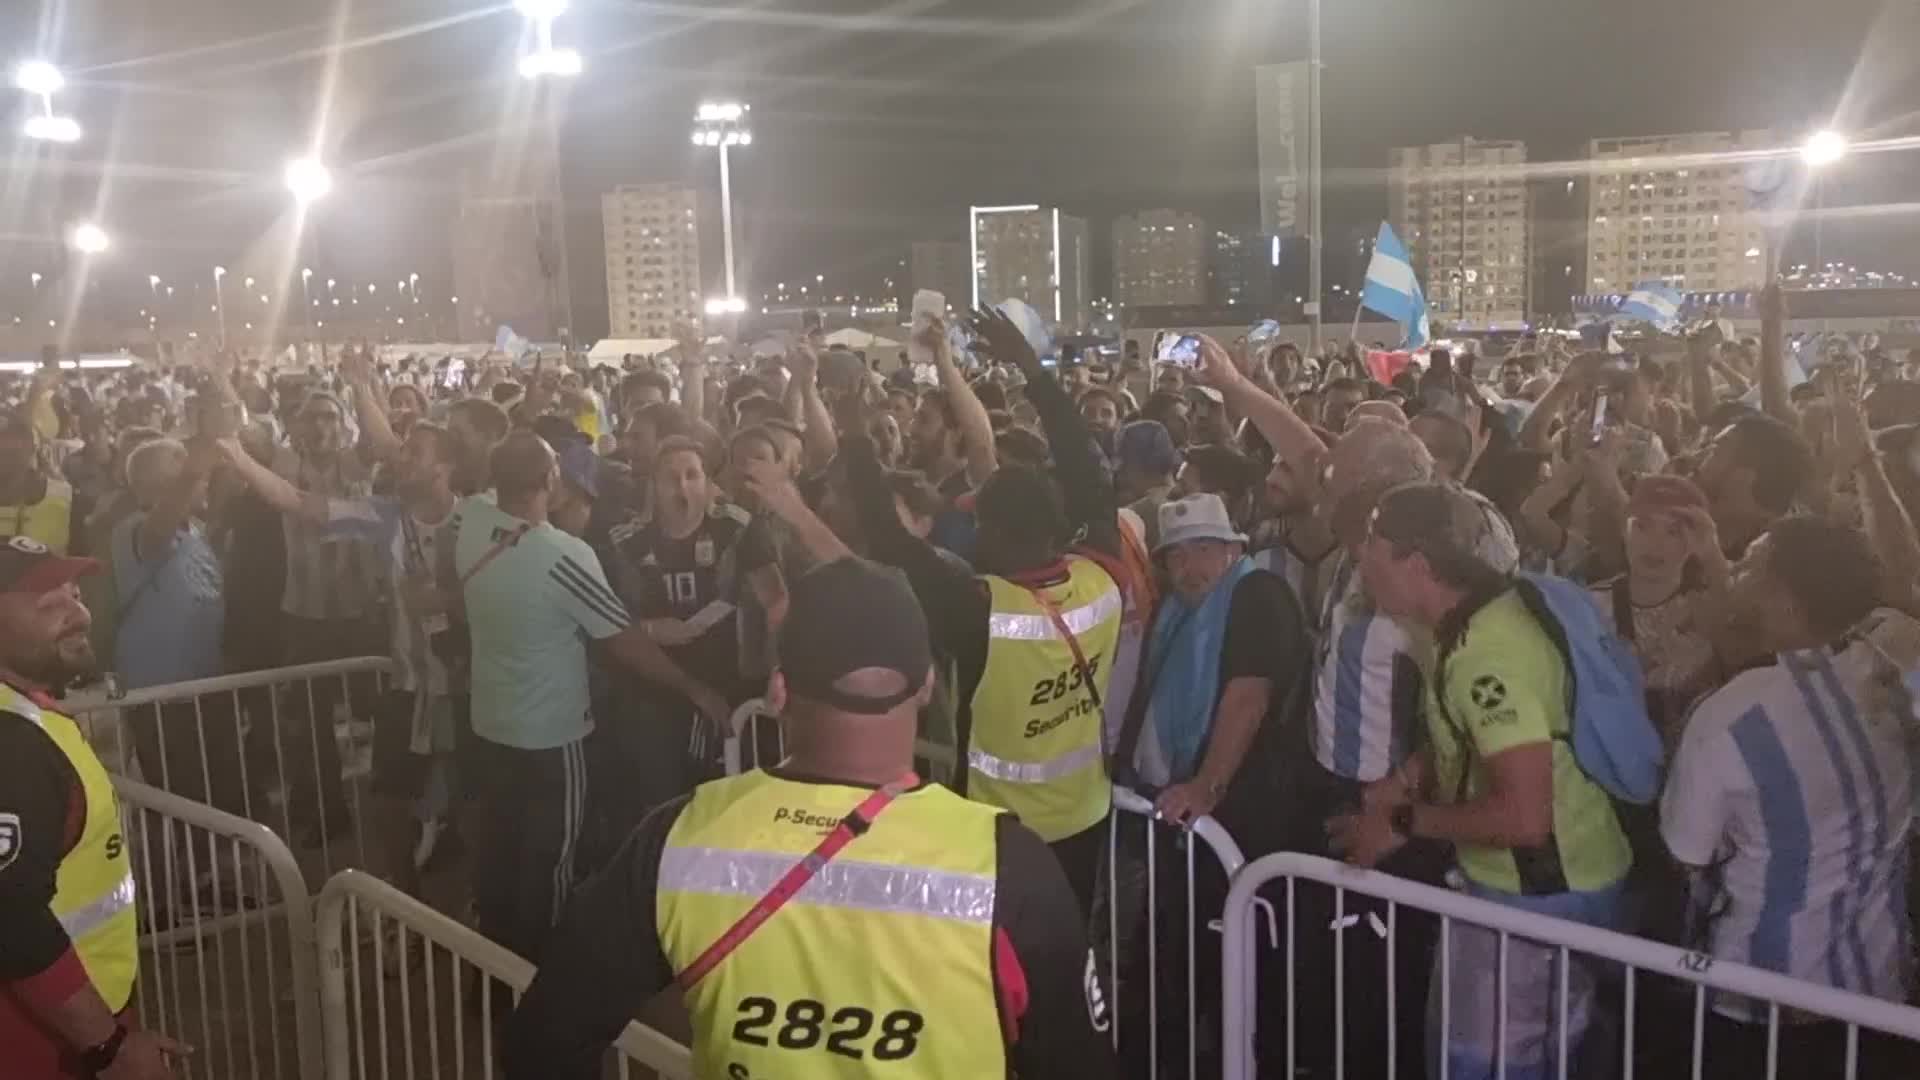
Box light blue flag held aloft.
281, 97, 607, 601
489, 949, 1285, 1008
1360, 222, 1430, 349
994, 298, 1056, 363
1740, 333, 1815, 407
1619, 282, 1684, 331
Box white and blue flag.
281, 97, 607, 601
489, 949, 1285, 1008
1360, 222, 1429, 349
994, 297, 1055, 362
1619, 282, 1683, 331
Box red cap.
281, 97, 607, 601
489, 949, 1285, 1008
0, 536, 100, 594
1628, 474, 1709, 519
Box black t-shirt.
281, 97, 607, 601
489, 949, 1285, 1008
500, 769, 1116, 1080
610, 504, 751, 695
0, 711, 81, 983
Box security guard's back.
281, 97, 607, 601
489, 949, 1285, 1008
506, 557, 1114, 1079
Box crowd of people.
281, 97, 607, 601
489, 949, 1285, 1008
5, 282, 1920, 1078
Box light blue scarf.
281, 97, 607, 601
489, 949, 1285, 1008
1147, 555, 1257, 780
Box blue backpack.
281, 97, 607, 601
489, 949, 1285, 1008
1506, 572, 1665, 805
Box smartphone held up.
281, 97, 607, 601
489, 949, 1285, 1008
1156, 332, 1204, 368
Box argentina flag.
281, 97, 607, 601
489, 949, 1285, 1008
1361, 222, 1430, 349
1619, 282, 1683, 331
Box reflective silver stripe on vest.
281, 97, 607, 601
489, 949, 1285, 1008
986, 587, 1122, 641
967, 743, 1102, 784
659, 848, 995, 925
58, 870, 135, 938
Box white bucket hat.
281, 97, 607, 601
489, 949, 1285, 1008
1155, 493, 1248, 554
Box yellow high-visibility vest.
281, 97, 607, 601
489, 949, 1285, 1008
1, 684, 137, 1010
657, 770, 1005, 1079
0, 477, 73, 555
967, 557, 1120, 842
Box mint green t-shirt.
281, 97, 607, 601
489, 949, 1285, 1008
452, 496, 630, 750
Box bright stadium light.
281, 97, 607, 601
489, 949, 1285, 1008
1800, 130, 1849, 168
14, 61, 64, 96
285, 156, 333, 204
692, 101, 752, 307
518, 48, 582, 79
704, 296, 747, 316
23, 114, 80, 142
68, 222, 110, 255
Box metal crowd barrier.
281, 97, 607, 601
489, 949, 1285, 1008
117, 775, 324, 1080
316, 870, 692, 1080
1219, 852, 1920, 1080
1105, 785, 1262, 1080
722, 696, 960, 782
67, 658, 396, 883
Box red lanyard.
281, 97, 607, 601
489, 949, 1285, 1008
675, 773, 919, 990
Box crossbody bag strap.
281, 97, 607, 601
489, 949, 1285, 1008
458, 523, 532, 587
1021, 584, 1105, 714
1112, 600, 1196, 783
675, 772, 920, 990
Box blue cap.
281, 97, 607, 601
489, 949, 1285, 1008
1116, 420, 1180, 475
557, 442, 601, 499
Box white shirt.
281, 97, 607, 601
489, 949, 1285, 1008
1661, 609, 1919, 1020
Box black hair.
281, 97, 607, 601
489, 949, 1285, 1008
448, 397, 512, 445
971, 382, 1009, 414
995, 426, 1050, 469
921, 388, 960, 429
628, 400, 692, 438
1762, 516, 1879, 639
620, 369, 673, 405
975, 464, 1068, 554
885, 469, 944, 519
1324, 377, 1363, 396
653, 435, 710, 477
728, 424, 781, 465
1370, 481, 1512, 597
1723, 414, 1814, 514
733, 394, 783, 428
1181, 443, 1258, 504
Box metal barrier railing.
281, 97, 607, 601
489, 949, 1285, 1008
68, 658, 396, 882
1219, 852, 1920, 1080
315, 870, 691, 1080
722, 696, 959, 783
117, 775, 323, 1080
1105, 785, 1263, 1080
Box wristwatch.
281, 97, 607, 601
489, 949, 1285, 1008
1390, 803, 1417, 839
79, 1024, 129, 1074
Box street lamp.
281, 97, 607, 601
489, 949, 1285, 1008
517, 0, 582, 79
213, 266, 229, 345
1799, 130, 1849, 293
16, 61, 81, 143
692, 101, 751, 315
1800, 130, 1848, 168
68, 222, 109, 255
285, 156, 333, 205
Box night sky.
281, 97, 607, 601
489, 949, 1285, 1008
3, 0, 1916, 338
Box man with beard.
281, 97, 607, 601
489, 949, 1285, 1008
907, 319, 998, 562
0, 537, 186, 1078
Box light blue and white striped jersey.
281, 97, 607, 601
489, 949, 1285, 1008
1310, 553, 1422, 783
1661, 610, 1919, 1021
1249, 536, 1329, 619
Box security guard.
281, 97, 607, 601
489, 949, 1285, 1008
506, 558, 1113, 1080
0, 536, 183, 1078
966, 518, 1122, 859
839, 308, 1132, 918
0, 409, 76, 555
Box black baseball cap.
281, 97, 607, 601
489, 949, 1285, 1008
776, 558, 932, 715
0, 536, 100, 594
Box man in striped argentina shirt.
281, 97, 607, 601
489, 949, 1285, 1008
1661, 518, 1919, 1080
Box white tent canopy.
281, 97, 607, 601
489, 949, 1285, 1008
823, 327, 901, 351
